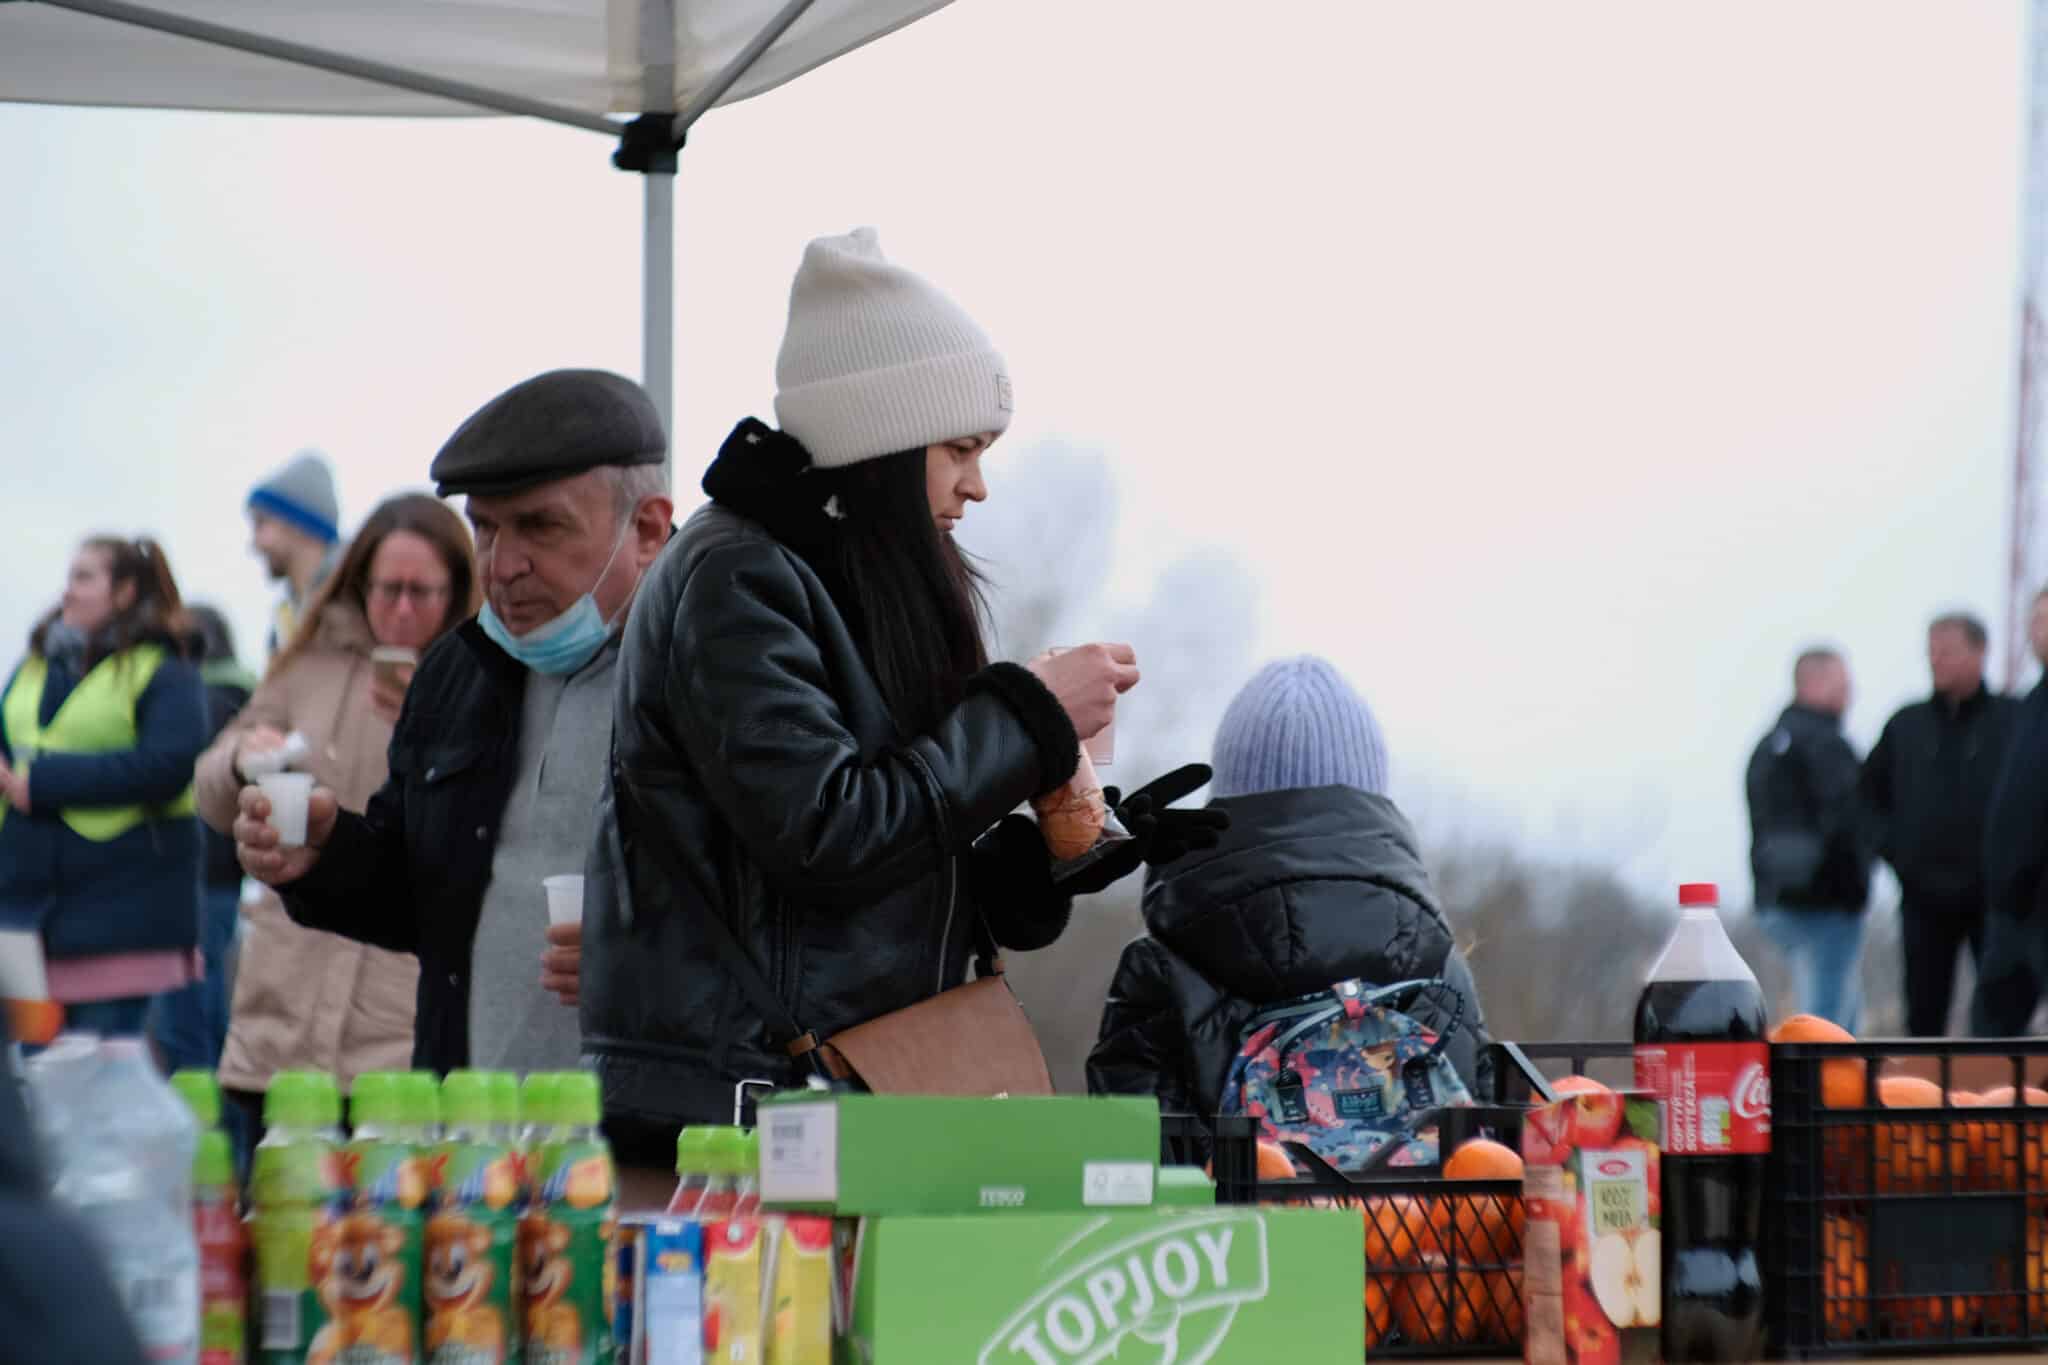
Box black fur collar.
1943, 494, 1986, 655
701, 418, 841, 557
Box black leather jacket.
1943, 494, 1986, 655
1746, 703, 1872, 911
583, 433, 1081, 1144
1861, 685, 2018, 908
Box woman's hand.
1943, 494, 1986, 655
1026, 643, 1140, 742
369, 663, 415, 726
232, 726, 288, 783
0, 758, 28, 814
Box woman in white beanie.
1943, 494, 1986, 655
581, 229, 1150, 1175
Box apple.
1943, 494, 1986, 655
1565, 1093, 1626, 1150
1590, 1229, 1661, 1329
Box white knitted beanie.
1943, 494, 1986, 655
773, 228, 1013, 469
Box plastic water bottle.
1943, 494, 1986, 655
30, 1035, 202, 1364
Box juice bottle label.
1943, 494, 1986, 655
426, 1141, 522, 1365
327, 1137, 428, 1365
252, 1142, 344, 1365
523, 1139, 618, 1365
1634, 1041, 1771, 1154
195, 1189, 247, 1365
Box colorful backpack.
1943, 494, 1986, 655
1219, 977, 1474, 1173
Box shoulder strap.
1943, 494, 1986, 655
623, 772, 825, 1066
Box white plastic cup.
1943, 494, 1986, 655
543, 875, 584, 927
257, 772, 314, 847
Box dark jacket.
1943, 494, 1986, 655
1983, 678, 2048, 922
0, 1013, 149, 1364
1085, 786, 1493, 1123
280, 619, 530, 1074
581, 428, 1082, 1138
197, 659, 255, 891
1861, 684, 2018, 909
0, 648, 206, 959
1747, 703, 1872, 911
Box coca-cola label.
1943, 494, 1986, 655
1634, 1042, 1771, 1155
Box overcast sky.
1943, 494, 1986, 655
2, 0, 2036, 909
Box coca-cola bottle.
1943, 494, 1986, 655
1632, 882, 1769, 1362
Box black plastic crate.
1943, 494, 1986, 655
1770, 1038, 2048, 1358
1160, 1112, 1258, 1205
1484, 1039, 1636, 1104
1164, 1106, 1529, 1357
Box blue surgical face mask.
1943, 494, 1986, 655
478, 520, 629, 676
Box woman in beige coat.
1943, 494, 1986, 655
196, 492, 478, 1150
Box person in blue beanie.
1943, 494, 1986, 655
1088, 655, 1492, 1119
247, 450, 342, 660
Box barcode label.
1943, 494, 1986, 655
1082, 1162, 1154, 1207
261, 1291, 302, 1350
757, 1101, 838, 1204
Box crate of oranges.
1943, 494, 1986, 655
1769, 1016, 2048, 1356
1169, 1105, 1532, 1356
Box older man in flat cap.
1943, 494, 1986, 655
233, 370, 673, 1078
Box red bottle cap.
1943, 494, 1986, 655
1678, 882, 1719, 907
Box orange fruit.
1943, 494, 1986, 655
1254, 1139, 1297, 1181
1364, 1194, 1438, 1265
1821, 1211, 1869, 1341
1456, 1264, 1524, 1346
1391, 1252, 1454, 1348
1438, 1139, 1526, 1262
1364, 1276, 1394, 1348
1771, 1013, 1867, 1109
1873, 1075, 1947, 1192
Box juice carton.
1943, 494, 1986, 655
763, 1216, 831, 1365
640, 1218, 706, 1365
251, 1070, 346, 1365
339, 1071, 426, 1365
523, 1072, 618, 1365
702, 1218, 765, 1364
613, 1218, 646, 1365
1521, 1088, 1663, 1365
426, 1070, 523, 1365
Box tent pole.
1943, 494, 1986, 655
30, 0, 616, 132
644, 170, 676, 484
671, 0, 819, 137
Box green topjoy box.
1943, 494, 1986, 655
839, 1206, 1362, 1365
757, 1093, 1161, 1216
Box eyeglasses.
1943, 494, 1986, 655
368, 579, 452, 607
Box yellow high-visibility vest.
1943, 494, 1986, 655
0, 644, 197, 841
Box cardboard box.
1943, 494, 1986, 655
1521, 1090, 1662, 1364
839, 1206, 1361, 1364
758, 1093, 1160, 1216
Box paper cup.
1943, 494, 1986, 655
257, 772, 314, 847
371, 645, 419, 689
543, 874, 585, 927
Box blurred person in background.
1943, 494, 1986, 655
197, 494, 477, 1159
149, 604, 257, 1075
1861, 613, 2017, 1035
1088, 656, 1492, 1120
247, 449, 342, 660
1973, 589, 2048, 1036
0, 537, 207, 1038
1747, 647, 1872, 1031
232, 371, 673, 1083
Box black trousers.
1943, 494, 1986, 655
1900, 902, 1985, 1037
1972, 909, 2045, 1037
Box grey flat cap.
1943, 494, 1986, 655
431, 369, 667, 498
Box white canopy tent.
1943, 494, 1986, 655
0, 0, 958, 453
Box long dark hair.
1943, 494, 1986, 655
30, 536, 191, 670
807, 449, 990, 737
269, 492, 480, 682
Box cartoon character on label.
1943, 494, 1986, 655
425, 1215, 505, 1364
308, 1215, 414, 1365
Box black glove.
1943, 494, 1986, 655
1056, 763, 1230, 896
